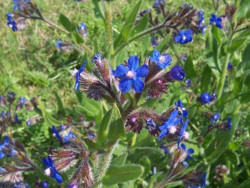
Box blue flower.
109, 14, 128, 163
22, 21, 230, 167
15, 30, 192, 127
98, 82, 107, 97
15, 114, 21, 124
40, 181, 49, 188
55, 40, 63, 51
161, 145, 169, 154
151, 36, 158, 47
178, 119, 189, 147
0, 136, 17, 159
158, 109, 182, 140
180, 143, 194, 160
227, 62, 233, 70
200, 92, 212, 103
175, 100, 188, 118
211, 113, 220, 123
74, 61, 87, 91
182, 161, 189, 167
153, 0, 165, 14
175, 29, 193, 44
52, 125, 76, 144
6, 13, 18, 31
150, 50, 172, 69
17, 97, 26, 109
210, 14, 223, 29
52, 126, 62, 141
78, 22, 88, 37
43, 156, 63, 184
185, 79, 191, 87
113, 56, 149, 93
227, 118, 232, 130
170, 65, 186, 81
91, 52, 102, 63
13, 182, 30, 188
7, 91, 16, 102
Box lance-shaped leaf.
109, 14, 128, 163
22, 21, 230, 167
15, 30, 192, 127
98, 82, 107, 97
102, 164, 144, 186
98, 104, 125, 146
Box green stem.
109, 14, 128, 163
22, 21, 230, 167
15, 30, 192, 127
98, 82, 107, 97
103, 1, 114, 63
217, 49, 231, 99
114, 24, 165, 57
42, 18, 70, 34
94, 140, 119, 188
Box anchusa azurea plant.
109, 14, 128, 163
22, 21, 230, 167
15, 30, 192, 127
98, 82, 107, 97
2, 0, 249, 187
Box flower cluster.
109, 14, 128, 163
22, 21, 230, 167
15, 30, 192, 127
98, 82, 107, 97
7, 0, 42, 32
0, 92, 39, 134
52, 125, 76, 144
199, 92, 217, 104
78, 22, 88, 38
210, 14, 224, 29
43, 137, 93, 187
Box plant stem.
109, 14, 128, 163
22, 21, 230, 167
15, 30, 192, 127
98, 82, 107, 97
103, 1, 114, 65
114, 24, 165, 57
94, 140, 119, 188
42, 18, 70, 34
216, 34, 233, 99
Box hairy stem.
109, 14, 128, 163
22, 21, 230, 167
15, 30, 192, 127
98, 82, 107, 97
42, 18, 70, 34
94, 140, 119, 188
103, 1, 114, 64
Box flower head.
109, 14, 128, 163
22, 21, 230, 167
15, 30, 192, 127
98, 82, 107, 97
175, 29, 193, 44
158, 109, 182, 141
151, 36, 158, 48
185, 79, 191, 87
211, 113, 220, 124
150, 50, 172, 69
78, 22, 88, 37
175, 100, 188, 118
200, 92, 212, 103
153, 0, 165, 14
227, 118, 232, 130
169, 65, 186, 81
227, 62, 233, 70
0, 136, 18, 159
210, 14, 223, 29
40, 181, 49, 188
91, 52, 102, 63
113, 56, 149, 93
6, 13, 18, 31
43, 156, 63, 184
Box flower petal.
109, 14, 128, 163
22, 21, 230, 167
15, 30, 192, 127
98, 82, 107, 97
136, 64, 149, 77
132, 78, 145, 93
128, 56, 139, 71
113, 65, 129, 77
119, 78, 132, 93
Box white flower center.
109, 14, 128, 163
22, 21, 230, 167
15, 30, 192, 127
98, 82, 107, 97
52, 133, 56, 137
182, 36, 186, 40
71, 68, 79, 77
126, 71, 136, 79
158, 55, 165, 63
183, 131, 189, 140
169, 126, 177, 134
44, 168, 51, 176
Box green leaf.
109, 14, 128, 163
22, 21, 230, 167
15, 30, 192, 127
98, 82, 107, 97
102, 164, 144, 186
111, 153, 128, 166
165, 181, 183, 188
59, 14, 74, 32
98, 104, 125, 146
242, 44, 250, 70
228, 39, 246, 53
54, 91, 65, 116
211, 26, 222, 45
184, 55, 196, 78
238, 0, 250, 18
114, 0, 142, 48
233, 76, 246, 96
201, 65, 212, 92
92, 0, 104, 20
72, 29, 84, 44
156, 34, 171, 53
131, 14, 149, 37
44, 112, 61, 126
